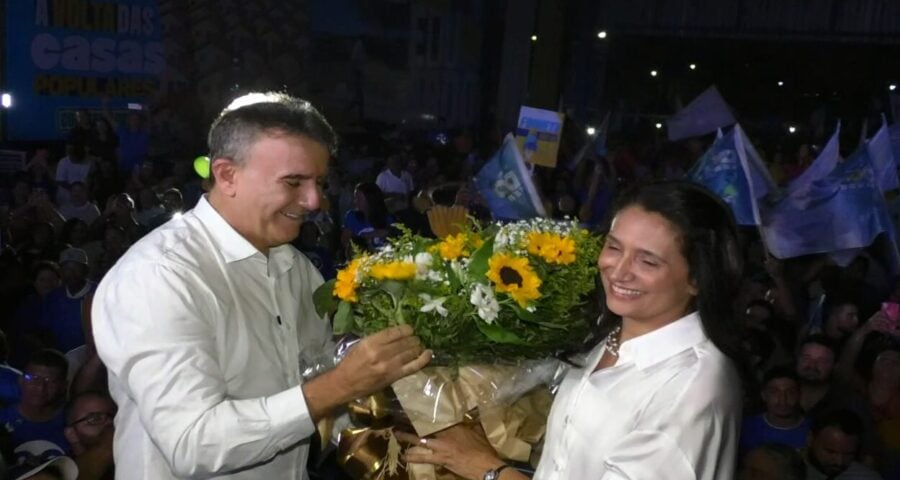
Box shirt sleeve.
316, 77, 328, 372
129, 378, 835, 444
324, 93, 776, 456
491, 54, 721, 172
93, 261, 316, 477
375, 172, 389, 193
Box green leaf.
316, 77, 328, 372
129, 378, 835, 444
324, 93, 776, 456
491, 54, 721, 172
467, 235, 495, 280
475, 320, 526, 344
512, 304, 567, 330
333, 301, 353, 333
446, 263, 462, 291
381, 280, 406, 298
312, 279, 339, 318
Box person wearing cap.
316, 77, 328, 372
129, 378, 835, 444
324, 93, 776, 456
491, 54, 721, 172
38, 248, 94, 355
92, 92, 432, 479
7, 439, 77, 480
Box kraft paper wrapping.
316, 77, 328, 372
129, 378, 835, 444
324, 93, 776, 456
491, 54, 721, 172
337, 365, 553, 480
390, 367, 468, 437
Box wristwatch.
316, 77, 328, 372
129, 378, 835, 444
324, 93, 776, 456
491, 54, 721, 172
483, 464, 510, 480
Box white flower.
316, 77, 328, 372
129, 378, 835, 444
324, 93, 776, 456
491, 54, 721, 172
494, 230, 510, 250
419, 294, 449, 317
469, 283, 500, 324
414, 252, 433, 280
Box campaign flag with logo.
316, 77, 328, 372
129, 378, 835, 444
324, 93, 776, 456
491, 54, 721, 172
475, 134, 547, 220
687, 124, 773, 225
515, 106, 564, 168
763, 146, 896, 262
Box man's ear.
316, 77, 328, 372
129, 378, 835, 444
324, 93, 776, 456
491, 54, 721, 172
211, 158, 238, 197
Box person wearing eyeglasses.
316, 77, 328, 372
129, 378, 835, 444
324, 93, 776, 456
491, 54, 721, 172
0, 350, 70, 453
63, 392, 115, 480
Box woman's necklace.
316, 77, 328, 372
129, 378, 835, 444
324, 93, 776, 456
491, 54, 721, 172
605, 325, 622, 357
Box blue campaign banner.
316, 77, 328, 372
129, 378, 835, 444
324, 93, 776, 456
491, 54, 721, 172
688, 128, 757, 225
4, 0, 164, 141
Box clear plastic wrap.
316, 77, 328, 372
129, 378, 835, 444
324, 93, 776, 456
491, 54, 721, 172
318, 337, 569, 479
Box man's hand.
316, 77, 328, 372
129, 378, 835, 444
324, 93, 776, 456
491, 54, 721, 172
302, 325, 431, 421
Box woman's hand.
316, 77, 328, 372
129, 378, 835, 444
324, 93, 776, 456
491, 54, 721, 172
395, 424, 507, 480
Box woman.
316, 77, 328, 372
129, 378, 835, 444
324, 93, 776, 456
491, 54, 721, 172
401, 181, 745, 479
341, 182, 393, 253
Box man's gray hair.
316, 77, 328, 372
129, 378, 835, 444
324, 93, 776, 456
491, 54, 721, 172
207, 92, 338, 180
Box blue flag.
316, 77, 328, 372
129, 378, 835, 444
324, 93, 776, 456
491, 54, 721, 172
868, 117, 899, 193
787, 122, 841, 196
475, 134, 547, 220
763, 146, 896, 261
687, 125, 772, 225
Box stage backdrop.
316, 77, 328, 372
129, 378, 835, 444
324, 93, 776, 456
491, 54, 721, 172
5, 0, 163, 141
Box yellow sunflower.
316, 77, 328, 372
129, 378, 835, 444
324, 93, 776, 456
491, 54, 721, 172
438, 233, 468, 260
369, 261, 417, 281
436, 233, 482, 260
487, 253, 541, 307
334, 257, 364, 302
526, 232, 576, 265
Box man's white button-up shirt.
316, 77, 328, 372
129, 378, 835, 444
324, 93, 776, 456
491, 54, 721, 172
94, 196, 332, 479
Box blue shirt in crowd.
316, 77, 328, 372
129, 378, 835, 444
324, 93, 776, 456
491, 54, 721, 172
0, 365, 21, 407
0, 405, 70, 453
739, 413, 811, 457
39, 282, 96, 354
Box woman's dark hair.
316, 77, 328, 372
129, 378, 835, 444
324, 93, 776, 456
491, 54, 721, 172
595, 181, 745, 367
354, 182, 389, 229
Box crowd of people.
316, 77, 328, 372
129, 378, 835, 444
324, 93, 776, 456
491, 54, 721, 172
0, 94, 898, 480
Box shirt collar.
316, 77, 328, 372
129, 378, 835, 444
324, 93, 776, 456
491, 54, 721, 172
192, 196, 299, 274
617, 311, 708, 371
269, 244, 298, 275
192, 195, 260, 263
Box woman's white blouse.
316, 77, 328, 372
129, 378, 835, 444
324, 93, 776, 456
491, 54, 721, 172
534, 312, 741, 480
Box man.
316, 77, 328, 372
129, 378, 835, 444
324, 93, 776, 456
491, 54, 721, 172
147, 188, 186, 229
40, 249, 95, 355
0, 350, 70, 452
92, 92, 431, 479
63, 392, 115, 479
375, 153, 414, 211
58, 183, 100, 225
796, 335, 840, 413
805, 409, 882, 479
740, 366, 810, 457
102, 99, 149, 177
54, 143, 95, 208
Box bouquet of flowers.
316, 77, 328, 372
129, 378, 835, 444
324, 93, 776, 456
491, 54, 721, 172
315, 218, 601, 363
313, 218, 602, 479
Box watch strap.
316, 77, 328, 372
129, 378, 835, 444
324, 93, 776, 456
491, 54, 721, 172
483, 464, 511, 480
